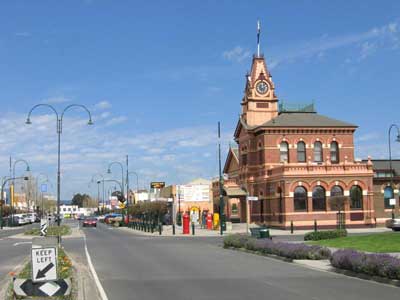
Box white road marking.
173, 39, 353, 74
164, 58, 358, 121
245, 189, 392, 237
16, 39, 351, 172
13, 241, 32, 246
83, 235, 109, 300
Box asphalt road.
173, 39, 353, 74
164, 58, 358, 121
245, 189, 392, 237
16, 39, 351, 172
66, 222, 399, 300
0, 224, 38, 284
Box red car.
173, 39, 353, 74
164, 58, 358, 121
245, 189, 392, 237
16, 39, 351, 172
82, 217, 97, 227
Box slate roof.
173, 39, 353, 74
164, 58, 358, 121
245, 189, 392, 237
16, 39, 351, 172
261, 112, 357, 128
365, 159, 400, 175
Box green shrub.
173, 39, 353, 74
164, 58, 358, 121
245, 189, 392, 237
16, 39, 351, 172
304, 229, 347, 241
223, 234, 251, 249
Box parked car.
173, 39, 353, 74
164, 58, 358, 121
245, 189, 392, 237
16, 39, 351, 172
26, 213, 39, 223
385, 218, 400, 231
14, 214, 30, 225
104, 213, 122, 224
82, 217, 97, 227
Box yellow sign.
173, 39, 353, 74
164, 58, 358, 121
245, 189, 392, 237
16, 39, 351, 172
119, 203, 126, 209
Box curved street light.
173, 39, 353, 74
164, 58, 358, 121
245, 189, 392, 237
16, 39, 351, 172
90, 173, 106, 214
11, 159, 31, 223
1, 176, 29, 229
128, 171, 139, 204
388, 124, 400, 219
26, 103, 93, 226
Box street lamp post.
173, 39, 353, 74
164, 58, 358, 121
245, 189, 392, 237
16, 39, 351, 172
91, 174, 105, 214
128, 171, 139, 204
107, 161, 125, 221
388, 124, 400, 219
12, 159, 30, 225
26, 104, 93, 227
36, 173, 49, 217
1, 176, 29, 229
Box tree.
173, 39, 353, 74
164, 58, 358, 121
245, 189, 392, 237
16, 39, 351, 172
329, 196, 348, 230
71, 193, 93, 208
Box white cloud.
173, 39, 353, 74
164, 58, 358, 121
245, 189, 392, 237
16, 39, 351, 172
44, 96, 71, 104
95, 100, 112, 110
0, 111, 230, 199
105, 116, 128, 126
269, 20, 400, 69
223, 46, 251, 63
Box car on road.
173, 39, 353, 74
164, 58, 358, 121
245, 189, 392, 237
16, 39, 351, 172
385, 217, 400, 231
82, 217, 97, 227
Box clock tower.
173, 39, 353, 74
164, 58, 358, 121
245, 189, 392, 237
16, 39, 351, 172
241, 22, 278, 127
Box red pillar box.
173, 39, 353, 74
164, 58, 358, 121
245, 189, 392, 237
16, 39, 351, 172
206, 213, 213, 230
182, 213, 190, 234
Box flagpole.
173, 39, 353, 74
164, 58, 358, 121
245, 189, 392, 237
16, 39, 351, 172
257, 20, 261, 57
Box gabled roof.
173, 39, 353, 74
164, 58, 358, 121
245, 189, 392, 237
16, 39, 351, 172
223, 147, 239, 174
261, 112, 356, 128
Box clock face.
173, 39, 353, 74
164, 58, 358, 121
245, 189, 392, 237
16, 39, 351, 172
256, 81, 269, 94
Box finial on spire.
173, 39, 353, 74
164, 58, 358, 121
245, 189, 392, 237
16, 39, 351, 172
257, 20, 261, 57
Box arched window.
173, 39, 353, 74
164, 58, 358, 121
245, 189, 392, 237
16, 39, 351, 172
312, 186, 326, 211
297, 141, 306, 162
280, 142, 289, 163
294, 186, 307, 211
350, 185, 363, 210
330, 141, 339, 163
314, 141, 323, 162
331, 185, 344, 197
384, 186, 394, 209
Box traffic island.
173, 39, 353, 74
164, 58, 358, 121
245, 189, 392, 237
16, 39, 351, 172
6, 247, 76, 299
24, 225, 72, 237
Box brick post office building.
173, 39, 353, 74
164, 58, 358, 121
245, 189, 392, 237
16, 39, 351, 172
220, 50, 375, 229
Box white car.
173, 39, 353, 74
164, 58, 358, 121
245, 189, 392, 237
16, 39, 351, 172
386, 218, 400, 231
14, 214, 29, 225
26, 213, 37, 223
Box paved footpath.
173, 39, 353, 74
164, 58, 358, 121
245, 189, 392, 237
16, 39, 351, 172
73, 221, 399, 300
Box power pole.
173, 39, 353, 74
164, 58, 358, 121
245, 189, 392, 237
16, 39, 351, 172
218, 122, 225, 235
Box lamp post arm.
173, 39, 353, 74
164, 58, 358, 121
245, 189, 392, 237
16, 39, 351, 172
26, 104, 59, 132
388, 124, 400, 186
60, 104, 93, 133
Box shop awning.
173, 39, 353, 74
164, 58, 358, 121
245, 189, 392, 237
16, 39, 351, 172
224, 187, 247, 197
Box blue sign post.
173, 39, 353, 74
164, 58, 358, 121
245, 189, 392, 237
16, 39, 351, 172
41, 184, 47, 193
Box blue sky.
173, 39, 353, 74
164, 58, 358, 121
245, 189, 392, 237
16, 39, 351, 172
1, 0, 400, 199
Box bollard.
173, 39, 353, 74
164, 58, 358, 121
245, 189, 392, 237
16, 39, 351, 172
151, 223, 154, 233
290, 221, 294, 234
314, 219, 317, 232
172, 224, 176, 235
192, 223, 195, 235
159, 223, 162, 235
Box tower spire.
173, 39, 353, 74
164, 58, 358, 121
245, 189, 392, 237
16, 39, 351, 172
257, 20, 261, 57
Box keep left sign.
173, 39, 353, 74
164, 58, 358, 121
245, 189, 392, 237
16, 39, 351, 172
32, 247, 57, 282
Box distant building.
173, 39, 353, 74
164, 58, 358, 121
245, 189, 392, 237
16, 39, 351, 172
160, 178, 213, 219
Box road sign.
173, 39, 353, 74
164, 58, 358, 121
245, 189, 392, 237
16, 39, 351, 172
41, 184, 47, 193
40, 219, 48, 236
247, 196, 258, 201
119, 202, 126, 209
14, 278, 71, 297
32, 247, 57, 282
390, 198, 396, 206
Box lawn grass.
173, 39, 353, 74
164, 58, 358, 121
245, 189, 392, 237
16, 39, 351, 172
310, 232, 400, 253
24, 224, 71, 236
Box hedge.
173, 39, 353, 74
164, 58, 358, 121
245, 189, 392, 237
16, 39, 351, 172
224, 234, 331, 260
304, 230, 347, 241
331, 249, 400, 280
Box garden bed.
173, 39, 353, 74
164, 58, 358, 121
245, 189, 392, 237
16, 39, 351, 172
223, 234, 331, 260
7, 247, 76, 299
330, 249, 400, 285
